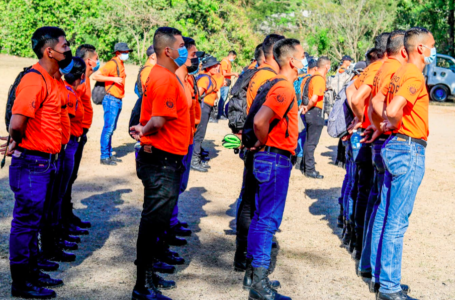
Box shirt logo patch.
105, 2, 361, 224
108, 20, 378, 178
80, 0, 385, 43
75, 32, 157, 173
277, 95, 285, 103
166, 100, 174, 109
409, 86, 417, 95
31, 101, 36, 109
68, 101, 74, 108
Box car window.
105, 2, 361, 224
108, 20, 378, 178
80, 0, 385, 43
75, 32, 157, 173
436, 57, 455, 71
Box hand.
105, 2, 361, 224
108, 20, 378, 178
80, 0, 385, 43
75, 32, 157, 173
346, 117, 361, 134
381, 120, 396, 132
130, 124, 144, 141
7, 140, 17, 156
112, 77, 123, 85
360, 125, 381, 143
248, 140, 263, 151
234, 73, 240, 78
0, 136, 8, 155
300, 105, 309, 114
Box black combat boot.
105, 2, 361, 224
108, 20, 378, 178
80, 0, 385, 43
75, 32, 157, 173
337, 204, 344, 229
233, 240, 247, 272
146, 267, 176, 290
41, 230, 76, 263
243, 259, 280, 291
132, 265, 171, 300
11, 264, 57, 299
190, 157, 208, 173
37, 255, 59, 272
248, 267, 291, 300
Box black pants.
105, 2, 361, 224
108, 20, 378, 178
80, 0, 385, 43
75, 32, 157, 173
193, 104, 212, 158
135, 147, 183, 267
354, 143, 374, 248
61, 130, 88, 220
303, 107, 324, 172
236, 151, 257, 245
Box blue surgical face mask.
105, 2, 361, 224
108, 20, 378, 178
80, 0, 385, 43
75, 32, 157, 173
119, 53, 129, 61
423, 46, 437, 65
295, 57, 308, 74
229, 58, 235, 62
59, 59, 74, 75
171, 46, 189, 67
93, 59, 100, 71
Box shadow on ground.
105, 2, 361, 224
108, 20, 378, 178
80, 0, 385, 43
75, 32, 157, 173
113, 142, 136, 159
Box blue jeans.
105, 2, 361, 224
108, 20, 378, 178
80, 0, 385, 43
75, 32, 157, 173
371, 136, 426, 293
100, 94, 122, 159
339, 140, 350, 213
295, 115, 307, 158
9, 152, 56, 266
217, 86, 229, 119
360, 137, 387, 273
170, 144, 193, 227
247, 151, 292, 269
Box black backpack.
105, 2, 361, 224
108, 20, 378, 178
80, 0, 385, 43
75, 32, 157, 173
301, 74, 323, 106
5, 67, 47, 131
228, 67, 276, 133
92, 59, 119, 105
242, 78, 294, 148
135, 65, 153, 98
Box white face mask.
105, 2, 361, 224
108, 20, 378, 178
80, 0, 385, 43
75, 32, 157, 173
423, 46, 436, 65
119, 53, 129, 61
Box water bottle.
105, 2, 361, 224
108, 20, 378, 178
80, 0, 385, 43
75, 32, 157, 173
351, 130, 361, 151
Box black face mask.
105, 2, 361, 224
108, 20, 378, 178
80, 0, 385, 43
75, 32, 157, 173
187, 57, 199, 74
52, 49, 73, 72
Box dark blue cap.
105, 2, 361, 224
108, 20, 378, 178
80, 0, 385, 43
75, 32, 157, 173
341, 55, 353, 61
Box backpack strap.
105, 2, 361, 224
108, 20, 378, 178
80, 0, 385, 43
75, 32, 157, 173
190, 75, 200, 103
27, 69, 48, 109
106, 59, 120, 94
197, 74, 216, 99
299, 74, 311, 101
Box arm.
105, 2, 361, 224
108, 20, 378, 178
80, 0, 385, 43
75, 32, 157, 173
351, 84, 371, 121
253, 106, 275, 146
9, 114, 28, 144
305, 94, 319, 111
346, 83, 357, 110
385, 95, 407, 130
370, 92, 386, 131
129, 116, 166, 140
92, 71, 123, 85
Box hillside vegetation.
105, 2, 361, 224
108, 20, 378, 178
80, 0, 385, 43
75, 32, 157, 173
0, 0, 453, 67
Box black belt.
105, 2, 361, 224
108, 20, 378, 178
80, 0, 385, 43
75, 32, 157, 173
140, 145, 184, 161
392, 133, 427, 148
263, 146, 292, 158
16, 147, 58, 161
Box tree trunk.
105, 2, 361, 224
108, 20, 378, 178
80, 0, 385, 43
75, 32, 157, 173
449, 0, 454, 56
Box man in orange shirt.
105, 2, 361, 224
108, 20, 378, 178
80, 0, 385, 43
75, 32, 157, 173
337, 55, 353, 74
348, 33, 389, 261
60, 44, 100, 233
370, 28, 434, 300
7, 26, 71, 299
129, 27, 189, 300
358, 31, 408, 286
191, 56, 223, 171
233, 34, 284, 272
301, 56, 331, 179
218, 50, 239, 120
245, 38, 304, 300
93, 42, 131, 166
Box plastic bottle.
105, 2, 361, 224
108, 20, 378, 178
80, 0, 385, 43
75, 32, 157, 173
351, 129, 361, 150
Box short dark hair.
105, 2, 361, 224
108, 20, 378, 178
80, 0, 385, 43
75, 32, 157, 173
263, 34, 285, 59
229, 50, 237, 56
317, 56, 331, 68
375, 32, 391, 53
273, 38, 300, 66
65, 57, 86, 84
153, 27, 182, 55
366, 48, 385, 65
404, 27, 431, 53
76, 44, 96, 60
386, 30, 406, 56
183, 37, 196, 50
31, 26, 66, 59
254, 43, 264, 62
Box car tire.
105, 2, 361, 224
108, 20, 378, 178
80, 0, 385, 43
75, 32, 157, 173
430, 85, 450, 102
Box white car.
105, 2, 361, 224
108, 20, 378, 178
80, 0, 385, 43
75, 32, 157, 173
425, 54, 455, 102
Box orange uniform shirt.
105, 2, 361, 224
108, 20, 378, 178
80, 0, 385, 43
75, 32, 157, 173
182, 75, 196, 144
65, 82, 85, 137
140, 65, 190, 155
56, 78, 71, 145
308, 73, 326, 110
247, 63, 278, 113
140, 61, 155, 93
197, 73, 223, 107
354, 60, 384, 128
76, 78, 93, 129
12, 63, 62, 154
100, 56, 126, 99
375, 58, 403, 97
263, 75, 298, 154
189, 76, 201, 125
386, 63, 429, 140
247, 61, 257, 70
221, 58, 232, 80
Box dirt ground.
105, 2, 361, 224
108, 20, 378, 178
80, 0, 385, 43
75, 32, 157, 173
0, 54, 454, 300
